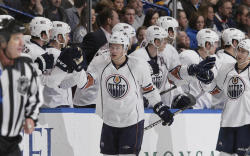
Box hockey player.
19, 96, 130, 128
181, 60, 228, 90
23, 17, 53, 62
95, 23, 136, 58
179, 28, 220, 109
218, 28, 245, 64
156, 16, 179, 45
83, 32, 174, 156
0, 15, 43, 156
211, 28, 245, 108
208, 39, 250, 156
130, 26, 216, 108
73, 23, 136, 107
40, 21, 87, 108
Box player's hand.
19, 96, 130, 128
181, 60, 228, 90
34, 52, 54, 72
56, 46, 85, 73
153, 102, 174, 126
196, 70, 214, 84
171, 93, 195, 109
188, 57, 216, 76
147, 60, 159, 74
23, 118, 35, 134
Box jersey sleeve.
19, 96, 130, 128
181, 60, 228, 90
25, 64, 43, 123
137, 60, 162, 107
58, 70, 87, 89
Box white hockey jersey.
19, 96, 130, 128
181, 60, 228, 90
130, 44, 188, 107
210, 63, 250, 127
83, 54, 161, 127
23, 37, 46, 62
41, 47, 87, 108
211, 49, 237, 108
179, 50, 214, 109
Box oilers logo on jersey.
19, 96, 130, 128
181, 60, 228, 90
106, 74, 130, 99
151, 69, 163, 89
227, 76, 245, 99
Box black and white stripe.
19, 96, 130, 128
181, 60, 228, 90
0, 56, 43, 137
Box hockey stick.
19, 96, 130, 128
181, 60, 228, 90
144, 92, 201, 131
160, 85, 177, 95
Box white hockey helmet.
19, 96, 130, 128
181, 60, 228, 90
197, 28, 219, 48
222, 28, 245, 47
109, 31, 129, 51
112, 23, 136, 40
156, 16, 179, 39
146, 25, 168, 48
237, 39, 250, 57
51, 21, 71, 47
29, 17, 52, 41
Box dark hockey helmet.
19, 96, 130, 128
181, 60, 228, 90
0, 15, 25, 44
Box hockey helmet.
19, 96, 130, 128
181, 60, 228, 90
29, 17, 52, 42
222, 28, 245, 47
51, 21, 71, 47
109, 31, 129, 51
146, 25, 168, 48
197, 28, 219, 48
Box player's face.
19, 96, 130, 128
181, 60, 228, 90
6, 33, 24, 59
158, 38, 167, 52
109, 43, 125, 61
236, 47, 249, 64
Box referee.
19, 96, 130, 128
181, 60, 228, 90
0, 15, 43, 156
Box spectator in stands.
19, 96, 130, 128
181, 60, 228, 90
112, 0, 124, 13
81, 8, 119, 64
72, 8, 98, 44
241, 0, 250, 7
198, 3, 217, 31
143, 8, 159, 27
247, 12, 250, 39
128, 0, 145, 30
181, 0, 200, 20
95, 0, 114, 14
235, 4, 248, 33
21, 0, 44, 16
65, 0, 87, 32
186, 13, 205, 50
213, 0, 235, 32
177, 9, 188, 31
72, 9, 88, 44
121, 6, 135, 26
44, 0, 68, 22
176, 31, 190, 53
130, 26, 147, 53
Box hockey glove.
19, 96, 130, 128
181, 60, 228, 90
188, 56, 216, 76
153, 102, 174, 126
56, 46, 85, 73
171, 93, 196, 109
34, 53, 54, 72
148, 60, 160, 75
196, 70, 214, 84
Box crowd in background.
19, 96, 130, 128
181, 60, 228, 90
0, 0, 249, 108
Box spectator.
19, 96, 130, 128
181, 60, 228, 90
247, 12, 250, 39
143, 8, 159, 27
81, 8, 119, 64
177, 9, 188, 31
95, 0, 114, 14
128, 0, 145, 30
91, 8, 98, 32
44, 0, 68, 22
21, 0, 43, 16
121, 6, 135, 26
72, 9, 88, 44
65, 0, 87, 31
112, 0, 124, 13
176, 31, 190, 53
198, 3, 217, 31
181, 0, 200, 20
186, 13, 205, 50
214, 0, 235, 32
235, 4, 248, 33
130, 26, 147, 53
241, 0, 250, 7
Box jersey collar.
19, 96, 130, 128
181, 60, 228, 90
111, 56, 128, 69
224, 50, 236, 60
235, 62, 250, 74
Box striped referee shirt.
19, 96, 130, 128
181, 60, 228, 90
0, 54, 43, 137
